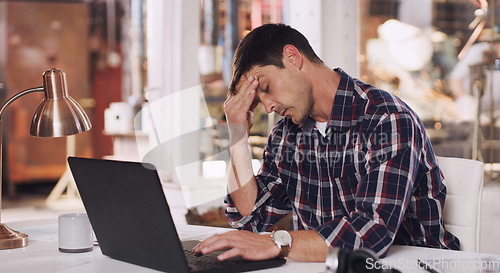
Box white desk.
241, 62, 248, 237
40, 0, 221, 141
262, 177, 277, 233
1, 218, 499, 273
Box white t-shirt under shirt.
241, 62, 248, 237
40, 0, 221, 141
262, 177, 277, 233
315, 121, 328, 137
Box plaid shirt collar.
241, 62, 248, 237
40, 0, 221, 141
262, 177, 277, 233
300, 67, 354, 136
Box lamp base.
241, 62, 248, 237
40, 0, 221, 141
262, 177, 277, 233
0, 223, 28, 249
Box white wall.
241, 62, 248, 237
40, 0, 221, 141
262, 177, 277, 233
283, 0, 360, 76
144, 0, 201, 188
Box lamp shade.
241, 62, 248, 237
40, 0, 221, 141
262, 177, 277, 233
30, 68, 92, 137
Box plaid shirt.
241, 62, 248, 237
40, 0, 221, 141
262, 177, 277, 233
225, 68, 460, 257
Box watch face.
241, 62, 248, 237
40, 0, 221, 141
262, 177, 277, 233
274, 230, 292, 245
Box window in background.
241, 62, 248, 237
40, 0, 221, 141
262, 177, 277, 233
198, 0, 283, 181
360, 0, 500, 170
196, 0, 500, 184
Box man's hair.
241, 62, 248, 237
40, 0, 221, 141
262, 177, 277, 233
229, 23, 323, 95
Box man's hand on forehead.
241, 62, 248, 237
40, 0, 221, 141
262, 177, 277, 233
244, 74, 261, 110
237, 73, 258, 87
224, 71, 260, 136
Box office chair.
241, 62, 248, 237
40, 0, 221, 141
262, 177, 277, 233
437, 156, 484, 252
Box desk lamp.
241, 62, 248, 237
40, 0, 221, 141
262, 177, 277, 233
0, 68, 92, 249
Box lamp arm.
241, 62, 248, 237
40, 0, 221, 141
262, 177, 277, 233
0, 86, 43, 222
0, 87, 44, 120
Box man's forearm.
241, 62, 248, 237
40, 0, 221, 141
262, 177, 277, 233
194, 229, 330, 262
287, 230, 329, 262
227, 137, 258, 216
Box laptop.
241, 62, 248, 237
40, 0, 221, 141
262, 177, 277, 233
68, 156, 286, 273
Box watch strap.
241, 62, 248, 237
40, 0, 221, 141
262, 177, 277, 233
277, 243, 290, 258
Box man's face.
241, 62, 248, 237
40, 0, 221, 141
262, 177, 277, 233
245, 64, 313, 125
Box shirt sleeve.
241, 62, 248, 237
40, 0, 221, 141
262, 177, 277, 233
314, 111, 424, 257
225, 123, 292, 232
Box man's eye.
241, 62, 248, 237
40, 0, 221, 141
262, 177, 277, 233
264, 86, 269, 93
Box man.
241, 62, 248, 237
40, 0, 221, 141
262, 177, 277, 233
448, 29, 500, 120
194, 23, 460, 262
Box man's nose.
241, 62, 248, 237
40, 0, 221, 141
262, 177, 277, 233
261, 98, 275, 114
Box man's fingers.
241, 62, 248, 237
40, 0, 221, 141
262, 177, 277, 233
217, 247, 243, 261
195, 235, 236, 256
224, 74, 259, 126
233, 74, 247, 93
224, 93, 235, 107
193, 233, 221, 252
233, 77, 258, 111
233, 75, 255, 102
242, 88, 257, 111
194, 236, 245, 261
193, 231, 280, 261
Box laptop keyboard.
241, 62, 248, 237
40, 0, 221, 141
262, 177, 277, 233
183, 249, 244, 268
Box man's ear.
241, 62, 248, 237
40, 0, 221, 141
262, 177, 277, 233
283, 45, 302, 68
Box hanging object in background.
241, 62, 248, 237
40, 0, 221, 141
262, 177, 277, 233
458, 0, 488, 60
199, 0, 219, 75
222, 0, 239, 87
106, 0, 121, 68
376, 19, 433, 72
453, 0, 499, 164
480, 28, 500, 69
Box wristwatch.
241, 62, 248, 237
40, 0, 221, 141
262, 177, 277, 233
271, 230, 292, 258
